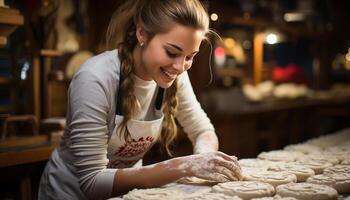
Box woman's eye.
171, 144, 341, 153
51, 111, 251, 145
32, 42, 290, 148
166, 50, 177, 58
186, 56, 194, 61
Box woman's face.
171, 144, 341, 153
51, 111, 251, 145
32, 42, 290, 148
135, 23, 205, 88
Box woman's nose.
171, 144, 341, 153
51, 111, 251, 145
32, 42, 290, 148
172, 57, 186, 73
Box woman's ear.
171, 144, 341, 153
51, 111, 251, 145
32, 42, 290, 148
136, 24, 147, 45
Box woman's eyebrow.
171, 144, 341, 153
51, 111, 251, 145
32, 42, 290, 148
166, 42, 199, 55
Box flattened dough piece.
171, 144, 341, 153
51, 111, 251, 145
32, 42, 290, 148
244, 171, 297, 187
251, 195, 298, 200
294, 159, 332, 174
323, 164, 350, 175
258, 150, 303, 162
305, 174, 336, 187
123, 188, 183, 200
185, 192, 242, 200
284, 143, 323, 154
268, 163, 315, 182
276, 182, 338, 200
212, 181, 275, 199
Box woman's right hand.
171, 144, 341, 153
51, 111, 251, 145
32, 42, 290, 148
178, 151, 243, 182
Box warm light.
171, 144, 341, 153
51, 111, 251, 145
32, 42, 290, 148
224, 38, 235, 48
266, 33, 278, 44
346, 53, 350, 62
214, 47, 226, 67
210, 13, 218, 21
284, 13, 305, 22
214, 47, 225, 57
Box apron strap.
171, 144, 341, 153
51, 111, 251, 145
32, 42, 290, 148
116, 72, 165, 115
116, 73, 124, 115
155, 88, 164, 110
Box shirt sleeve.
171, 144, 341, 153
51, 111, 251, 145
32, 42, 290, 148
67, 69, 116, 199
175, 71, 215, 144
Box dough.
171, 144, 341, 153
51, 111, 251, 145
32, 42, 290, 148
212, 181, 275, 199
305, 174, 336, 187
268, 163, 315, 182
123, 188, 183, 200
341, 157, 350, 165
258, 150, 303, 162
239, 158, 274, 168
242, 166, 268, 179
324, 146, 350, 161
251, 195, 298, 200
323, 164, 350, 175
284, 143, 323, 154
185, 192, 242, 200
176, 177, 219, 186
326, 173, 350, 193
300, 153, 339, 165
294, 159, 332, 174
276, 182, 338, 200
244, 171, 297, 187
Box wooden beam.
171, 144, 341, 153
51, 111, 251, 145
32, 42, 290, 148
253, 32, 264, 84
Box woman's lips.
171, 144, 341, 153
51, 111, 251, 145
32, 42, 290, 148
161, 68, 177, 81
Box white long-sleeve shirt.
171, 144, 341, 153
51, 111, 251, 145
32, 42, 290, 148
57, 49, 215, 199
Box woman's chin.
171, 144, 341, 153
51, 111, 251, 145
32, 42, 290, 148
155, 79, 174, 89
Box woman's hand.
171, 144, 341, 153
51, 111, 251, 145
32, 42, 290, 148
178, 151, 242, 182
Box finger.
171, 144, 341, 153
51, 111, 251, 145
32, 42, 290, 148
216, 152, 241, 170
206, 172, 231, 183
216, 159, 243, 180
212, 165, 239, 182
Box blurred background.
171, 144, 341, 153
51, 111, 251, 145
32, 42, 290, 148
0, 0, 350, 199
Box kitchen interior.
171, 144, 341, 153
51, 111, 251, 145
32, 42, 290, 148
1, 0, 350, 199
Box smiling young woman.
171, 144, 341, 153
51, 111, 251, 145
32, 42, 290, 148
38, 0, 242, 199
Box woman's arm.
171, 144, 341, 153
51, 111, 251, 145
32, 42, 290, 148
193, 131, 219, 154
112, 151, 242, 196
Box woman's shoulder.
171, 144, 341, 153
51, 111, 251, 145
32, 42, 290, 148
73, 49, 120, 81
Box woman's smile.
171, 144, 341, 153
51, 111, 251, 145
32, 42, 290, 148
160, 67, 177, 82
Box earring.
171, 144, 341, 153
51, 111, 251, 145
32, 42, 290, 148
140, 42, 144, 47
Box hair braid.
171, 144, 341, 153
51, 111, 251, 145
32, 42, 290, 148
117, 25, 140, 141
160, 79, 178, 156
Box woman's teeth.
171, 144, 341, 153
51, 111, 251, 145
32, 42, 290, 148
163, 69, 176, 79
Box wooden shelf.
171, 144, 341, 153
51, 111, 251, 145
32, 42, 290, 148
0, 7, 23, 26
40, 49, 62, 57
216, 67, 245, 78
0, 7, 24, 47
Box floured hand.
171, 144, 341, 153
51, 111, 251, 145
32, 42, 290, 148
177, 151, 242, 182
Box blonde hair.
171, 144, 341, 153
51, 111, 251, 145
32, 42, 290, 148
106, 0, 210, 156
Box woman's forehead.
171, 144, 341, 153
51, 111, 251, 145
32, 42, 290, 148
154, 24, 205, 53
